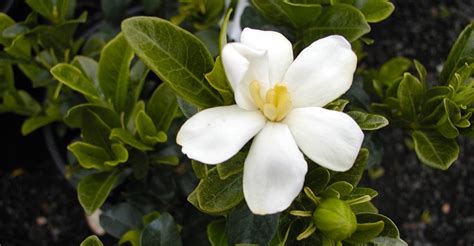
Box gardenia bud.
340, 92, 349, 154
313, 198, 357, 241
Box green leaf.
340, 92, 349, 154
140, 213, 182, 246
219, 9, 233, 52
397, 73, 424, 120
25, 0, 53, 21
64, 104, 120, 128
370, 237, 408, 246
119, 230, 141, 246
305, 167, 331, 194
252, 0, 322, 28
325, 99, 349, 112
51, 64, 100, 99
348, 111, 389, 130
353, 0, 394, 23
77, 170, 121, 215
325, 181, 353, 197
411, 130, 459, 170
100, 203, 143, 239
330, 148, 369, 187
345, 220, 385, 243
101, 0, 129, 23
136, 110, 167, 145
129, 150, 150, 179
378, 57, 412, 83
98, 33, 134, 112
355, 213, 399, 238
80, 235, 104, 246
227, 205, 279, 245
0, 13, 15, 46
413, 59, 427, 83
196, 167, 243, 214
105, 143, 129, 166
351, 201, 378, 214
440, 24, 474, 83
143, 211, 162, 225
68, 141, 111, 169
72, 56, 99, 84
21, 113, 60, 135
216, 152, 246, 179
110, 128, 153, 151
436, 98, 460, 139
147, 83, 179, 132
207, 220, 228, 246
205, 56, 234, 104
122, 17, 222, 108
192, 160, 209, 179
303, 4, 370, 44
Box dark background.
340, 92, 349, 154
1, 0, 473, 245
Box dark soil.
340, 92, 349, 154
0, 0, 473, 245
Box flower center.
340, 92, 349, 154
249, 80, 293, 122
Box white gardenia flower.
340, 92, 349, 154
177, 28, 364, 215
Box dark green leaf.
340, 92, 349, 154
207, 220, 228, 246
68, 141, 111, 169
436, 98, 460, 139
397, 73, 424, 120
98, 33, 134, 112
100, 203, 143, 239
378, 57, 411, 84
140, 213, 182, 246
227, 205, 279, 245
330, 148, 369, 186
303, 4, 370, 44
216, 152, 246, 179
192, 160, 209, 179
110, 128, 153, 151
147, 83, 179, 132
21, 113, 60, 135
411, 130, 459, 170
77, 170, 121, 215
353, 0, 394, 23
136, 110, 167, 145
205, 56, 234, 104
370, 237, 408, 246
345, 220, 384, 243
122, 17, 222, 108
305, 167, 331, 194
440, 24, 474, 82
355, 213, 399, 238
196, 167, 243, 213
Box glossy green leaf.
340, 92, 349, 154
227, 205, 279, 245
397, 73, 424, 120
196, 167, 243, 213
110, 128, 153, 151
147, 83, 179, 132
105, 143, 129, 166
378, 57, 411, 83
355, 213, 399, 238
345, 220, 385, 243
68, 141, 111, 169
64, 104, 120, 129
140, 213, 182, 246
436, 98, 460, 139
72, 56, 99, 84
100, 203, 143, 239
348, 111, 389, 130
325, 181, 353, 197
136, 110, 167, 145
353, 0, 394, 23
51, 64, 100, 99
411, 130, 459, 170
330, 148, 369, 187
216, 152, 246, 179
98, 33, 134, 112
305, 167, 331, 194
303, 4, 370, 44
122, 17, 222, 108
252, 0, 322, 28
207, 220, 228, 246
80, 235, 104, 246
77, 170, 121, 215
440, 24, 474, 82
205, 56, 234, 104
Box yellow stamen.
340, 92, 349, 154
249, 81, 293, 122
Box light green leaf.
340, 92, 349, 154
345, 220, 385, 243
207, 220, 228, 246
98, 33, 134, 112
205, 56, 234, 104
355, 213, 399, 238
216, 152, 246, 179
25, 0, 53, 21
348, 111, 389, 130
136, 110, 167, 145
353, 0, 394, 23
0, 13, 15, 45
436, 98, 460, 139
105, 143, 129, 166
325, 181, 353, 197
122, 17, 222, 108
440, 24, 474, 82
72, 55, 99, 84
21, 113, 60, 135
196, 167, 243, 214
51, 63, 100, 99
303, 4, 370, 44
397, 73, 424, 120
219, 9, 233, 52
412, 130, 459, 170
110, 128, 153, 151
378, 57, 412, 84
80, 235, 104, 246
147, 83, 179, 132
119, 230, 141, 246
77, 170, 121, 215
68, 141, 111, 169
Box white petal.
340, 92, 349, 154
177, 105, 266, 164
243, 122, 307, 215
226, 0, 249, 42
284, 107, 364, 172
241, 28, 293, 85
222, 43, 270, 110
283, 35, 357, 108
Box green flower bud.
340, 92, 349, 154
313, 198, 357, 241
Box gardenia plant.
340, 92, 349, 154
177, 28, 364, 215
